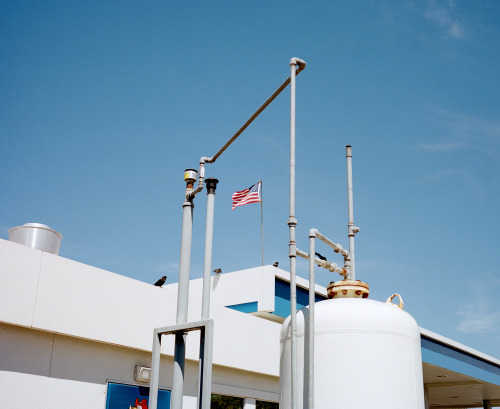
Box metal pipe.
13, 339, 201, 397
307, 230, 315, 409
172, 180, 195, 409
314, 230, 350, 260
197, 178, 217, 409
296, 248, 347, 277
148, 331, 162, 409
346, 145, 359, 280
207, 61, 306, 164
198, 320, 214, 409
201, 178, 218, 320
288, 56, 306, 409
172, 332, 187, 409
189, 159, 207, 199
189, 63, 306, 199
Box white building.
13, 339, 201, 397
1, 237, 499, 409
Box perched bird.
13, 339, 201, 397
154, 275, 167, 287
213, 268, 222, 274
273, 262, 279, 267
315, 252, 327, 261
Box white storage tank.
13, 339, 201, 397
280, 293, 425, 409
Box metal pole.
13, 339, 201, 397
199, 320, 214, 409
198, 178, 217, 409
172, 173, 196, 409
288, 56, 306, 409
260, 181, 264, 266
148, 331, 162, 409
201, 178, 218, 320
346, 145, 358, 280
483, 400, 492, 409
308, 231, 316, 409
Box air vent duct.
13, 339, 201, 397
8, 223, 62, 255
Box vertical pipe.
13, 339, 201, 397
200, 320, 214, 409
346, 145, 356, 281
172, 332, 186, 409
483, 400, 492, 409
288, 58, 298, 409
148, 331, 162, 409
201, 178, 218, 320
177, 198, 194, 324
308, 233, 316, 409
199, 178, 217, 409
172, 195, 194, 409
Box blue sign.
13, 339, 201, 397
106, 382, 171, 409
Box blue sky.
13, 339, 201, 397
1, 1, 499, 359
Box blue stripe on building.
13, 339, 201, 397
421, 336, 500, 385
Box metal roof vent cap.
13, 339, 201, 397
8, 223, 63, 255
327, 279, 369, 299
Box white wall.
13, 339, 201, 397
166, 266, 277, 312
0, 238, 281, 377
0, 322, 278, 409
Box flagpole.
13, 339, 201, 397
260, 180, 264, 266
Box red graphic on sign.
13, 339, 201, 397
130, 398, 148, 409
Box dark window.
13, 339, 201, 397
211, 394, 244, 409
256, 400, 279, 409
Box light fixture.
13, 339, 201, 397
134, 365, 151, 383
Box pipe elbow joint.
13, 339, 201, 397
202, 156, 215, 164
290, 57, 306, 69
309, 228, 318, 238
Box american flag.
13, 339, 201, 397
232, 181, 261, 210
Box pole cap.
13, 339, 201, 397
205, 178, 219, 194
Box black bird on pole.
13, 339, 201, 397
154, 275, 167, 287
213, 268, 222, 274
273, 262, 279, 267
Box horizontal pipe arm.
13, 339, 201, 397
296, 248, 347, 277
311, 229, 350, 260
207, 64, 306, 164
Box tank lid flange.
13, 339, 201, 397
327, 280, 369, 299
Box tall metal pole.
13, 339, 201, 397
172, 170, 197, 409
346, 145, 358, 281
288, 57, 305, 409
307, 232, 316, 409
201, 177, 218, 320
198, 178, 218, 409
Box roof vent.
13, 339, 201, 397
8, 223, 62, 255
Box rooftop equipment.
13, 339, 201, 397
149, 58, 307, 409
8, 223, 62, 255
280, 295, 425, 409
281, 143, 425, 408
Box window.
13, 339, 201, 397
256, 400, 279, 409
211, 394, 244, 409
105, 382, 170, 409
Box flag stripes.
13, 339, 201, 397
232, 181, 261, 210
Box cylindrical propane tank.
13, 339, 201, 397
280, 291, 425, 409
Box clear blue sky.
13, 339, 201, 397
1, 1, 499, 359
